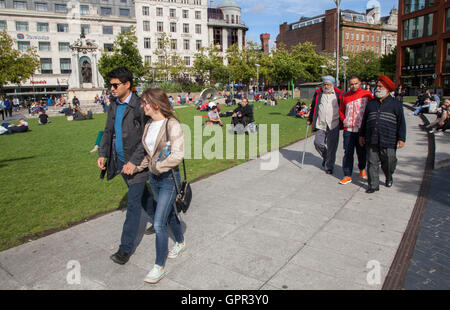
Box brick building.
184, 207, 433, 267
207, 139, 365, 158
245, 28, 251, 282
396, 0, 450, 95
276, 6, 397, 56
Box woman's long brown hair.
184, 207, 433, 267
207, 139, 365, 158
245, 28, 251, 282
141, 88, 178, 121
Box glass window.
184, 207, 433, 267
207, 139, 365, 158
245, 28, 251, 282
35, 2, 48, 11
447, 8, 450, 32
81, 24, 90, 34
101, 7, 112, 15
16, 21, 28, 31
345, 32, 349, 40
183, 23, 189, 33
195, 11, 201, 19
196, 40, 202, 50
356, 33, 359, 41
144, 38, 151, 49
184, 56, 190, 66
40, 58, 53, 74
183, 10, 188, 18
80, 5, 89, 15
143, 6, 149, 16
59, 42, 70, 51
184, 39, 190, 50
171, 39, 177, 50
403, 13, 433, 40
195, 24, 201, 34
351, 33, 354, 40
60, 58, 71, 73
143, 21, 150, 32
121, 26, 130, 33
39, 42, 51, 51
446, 42, 450, 72
57, 23, 68, 32
104, 43, 113, 52
0, 1, 5, 8
17, 41, 30, 51
145, 56, 151, 65
157, 7, 163, 16
119, 9, 129, 17
13, 1, 27, 9
37, 22, 49, 32
55, 3, 67, 13
404, 0, 435, 14
157, 22, 163, 32
170, 8, 176, 18
157, 38, 163, 49
0, 20, 6, 31
170, 22, 176, 32
103, 26, 113, 34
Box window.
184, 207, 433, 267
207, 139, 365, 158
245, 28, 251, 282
356, 33, 359, 41
13, 1, 27, 9
59, 42, 70, 51
16, 21, 28, 31
37, 22, 49, 32
226, 15, 229, 23
195, 24, 201, 34
17, 41, 30, 51
345, 32, 349, 40
356, 45, 359, 52
40, 58, 53, 74
170, 22, 176, 32
80, 5, 89, 15
101, 7, 112, 15
447, 8, 450, 32
237, 15, 239, 24
81, 24, 90, 34
144, 38, 151, 49
171, 39, 177, 50
170, 8, 176, 18
183, 23, 189, 33
60, 58, 71, 74
376, 46, 379, 54
121, 26, 130, 33
0, 21, 6, 31
157, 38, 163, 49
143, 21, 150, 32
194, 0, 201, 4
231, 15, 234, 24
143, 6, 149, 16
144, 56, 151, 65
120, 8, 130, 17
351, 33, 354, 40
196, 40, 202, 50
403, 14, 434, 40
35, 3, 48, 12
57, 23, 68, 32
103, 26, 113, 34
366, 35, 369, 41
0, 1, 5, 8
104, 43, 113, 52
39, 42, 51, 51
404, 0, 435, 14
183, 39, 190, 50
120, 0, 127, 3
157, 7, 163, 16
184, 56, 190, 66
55, 3, 67, 13
345, 43, 349, 51
183, 10, 188, 18
195, 11, 201, 19
157, 22, 163, 32
376, 36, 379, 42
371, 35, 374, 42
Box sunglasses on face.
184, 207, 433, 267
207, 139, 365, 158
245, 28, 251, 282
110, 82, 124, 89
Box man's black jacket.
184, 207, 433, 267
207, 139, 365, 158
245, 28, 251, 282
98, 93, 149, 184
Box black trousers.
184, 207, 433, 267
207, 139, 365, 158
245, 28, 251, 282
367, 145, 397, 189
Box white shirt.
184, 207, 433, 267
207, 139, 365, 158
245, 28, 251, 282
144, 120, 165, 157
317, 92, 340, 131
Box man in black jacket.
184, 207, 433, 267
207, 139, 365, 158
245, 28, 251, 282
231, 98, 253, 127
359, 75, 406, 194
97, 67, 154, 264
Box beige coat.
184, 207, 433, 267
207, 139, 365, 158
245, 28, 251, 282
135, 117, 184, 175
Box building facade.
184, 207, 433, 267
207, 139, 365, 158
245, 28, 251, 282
396, 0, 450, 95
276, 6, 397, 57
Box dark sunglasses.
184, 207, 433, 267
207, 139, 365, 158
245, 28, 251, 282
110, 82, 123, 89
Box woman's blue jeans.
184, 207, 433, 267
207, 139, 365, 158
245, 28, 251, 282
148, 170, 184, 267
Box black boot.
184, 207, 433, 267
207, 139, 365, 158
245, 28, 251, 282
110, 249, 130, 265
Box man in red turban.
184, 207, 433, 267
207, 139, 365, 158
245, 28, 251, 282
359, 75, 406, 193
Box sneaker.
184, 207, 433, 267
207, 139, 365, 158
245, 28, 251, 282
339, 176, 352, 185
168, 242, 186, 259
359, 169, 367, 178
110, 249, 130, 265
144, 265, 165, 284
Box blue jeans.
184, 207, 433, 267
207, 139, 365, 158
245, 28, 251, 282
148, 170, 184, 267
413, 104, 429, 115
342, 131, 366, 177
117, 160, 155, 254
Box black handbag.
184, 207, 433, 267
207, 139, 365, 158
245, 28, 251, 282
163, 120, 192, 213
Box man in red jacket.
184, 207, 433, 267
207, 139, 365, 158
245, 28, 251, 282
339, 76, 374, 184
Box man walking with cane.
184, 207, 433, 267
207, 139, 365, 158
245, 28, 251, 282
359, 75, 406, 193
307, 76, 343, 175
338, 76, 374, 184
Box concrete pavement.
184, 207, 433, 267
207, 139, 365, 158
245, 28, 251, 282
0, 106, 446, 290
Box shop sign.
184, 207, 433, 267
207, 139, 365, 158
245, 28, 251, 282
30, 80, 47, 84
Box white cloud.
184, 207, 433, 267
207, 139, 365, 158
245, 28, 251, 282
250, 3, 265, 13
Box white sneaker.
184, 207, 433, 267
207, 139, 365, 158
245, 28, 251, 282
144, 265, 165, 284
168, 242, 186, 259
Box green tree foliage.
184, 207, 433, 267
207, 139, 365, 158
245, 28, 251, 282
226, 41, 262, 88
380, 47, 397, 80
345, 50, 381, 82
98, 26, 144, 86
192, 45, 228, 85
0, 30, 40, 94
290, 42, 327, 82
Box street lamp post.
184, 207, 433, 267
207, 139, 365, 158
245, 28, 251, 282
334, 0, 341, 88
255, 64, 260, 94
320, 65, 327, 76
342, 56, 349, 91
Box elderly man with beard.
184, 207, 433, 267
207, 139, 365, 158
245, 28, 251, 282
359, 75, 406, 194
307, 76, 343, 174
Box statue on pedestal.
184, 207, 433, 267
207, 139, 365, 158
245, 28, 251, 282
81, 60, 92, 83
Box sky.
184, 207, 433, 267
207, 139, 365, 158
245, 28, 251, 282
220, 0, 398, 49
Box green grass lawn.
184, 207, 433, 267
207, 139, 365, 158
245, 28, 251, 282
0, 98, 309, 251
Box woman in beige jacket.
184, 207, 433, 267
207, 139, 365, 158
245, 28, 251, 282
130, 88, 185, 284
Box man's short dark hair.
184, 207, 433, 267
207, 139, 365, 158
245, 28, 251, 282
108, 67, 133, 89
349, 75, 360, 81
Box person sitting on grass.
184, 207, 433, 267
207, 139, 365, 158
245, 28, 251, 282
38, 110, 50, 125
422, 99, 450, 136
5, 118, 29, 134
206, 104, 224, 126
231, 98, 253, 128
73, 107, 93, 121
297, 102, 310, 118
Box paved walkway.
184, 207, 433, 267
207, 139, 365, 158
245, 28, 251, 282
0, 108, 446, 290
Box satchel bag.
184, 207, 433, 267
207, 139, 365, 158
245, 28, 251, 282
163, 120, 192, 213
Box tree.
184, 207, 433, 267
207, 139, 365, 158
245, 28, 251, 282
226, 41, 262, 89
269, 44, 299, 86
192, 45, 228, 85
98, 26, 144, 87
290, 42, 327, 82
345, 50, 381, 82
0, 30, 40, 95
380, 47, 396, 80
